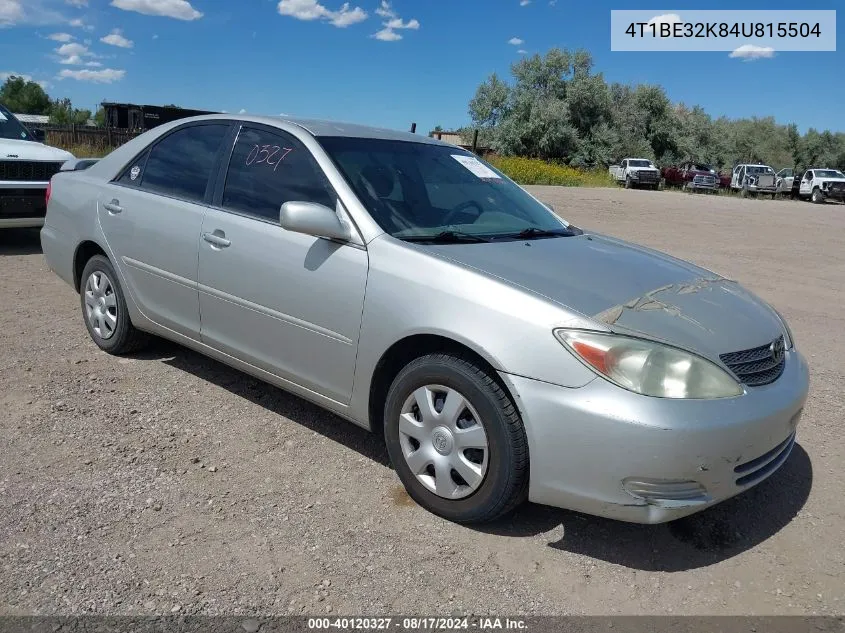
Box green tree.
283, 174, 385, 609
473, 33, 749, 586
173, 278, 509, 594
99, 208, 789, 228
0, 76, 51, 114
49, 98, 91, 125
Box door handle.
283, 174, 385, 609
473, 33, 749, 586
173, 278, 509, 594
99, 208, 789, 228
103, 199, 122, 214
202, 231, 231, 248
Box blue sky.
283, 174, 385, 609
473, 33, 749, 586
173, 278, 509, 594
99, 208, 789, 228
1, 0, 842, 134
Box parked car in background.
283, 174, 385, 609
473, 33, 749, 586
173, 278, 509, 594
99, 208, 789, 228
776, 168, 796, 194
795, 168, 845, 203
662, 162, 719, 192
41, 114, 808, 525
609, 158, 661, 190
1, 103, 74, 229
730, 164, 778, 197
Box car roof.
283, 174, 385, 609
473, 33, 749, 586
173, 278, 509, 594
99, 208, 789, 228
174, 113, 451, 147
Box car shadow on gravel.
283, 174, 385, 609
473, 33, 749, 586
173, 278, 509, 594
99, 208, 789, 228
0, 228, 42, 255
476, 444, 812, 572
137, 338, 391, 467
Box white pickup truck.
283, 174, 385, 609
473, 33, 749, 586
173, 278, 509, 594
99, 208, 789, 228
1, 104, 74, 229
609, 158, 661, 190
730, 163, 778, 197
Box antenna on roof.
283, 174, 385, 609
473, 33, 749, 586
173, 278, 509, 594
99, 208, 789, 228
410, 122, 416, 134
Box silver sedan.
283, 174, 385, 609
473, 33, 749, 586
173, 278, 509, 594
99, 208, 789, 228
40, 114, 809, 524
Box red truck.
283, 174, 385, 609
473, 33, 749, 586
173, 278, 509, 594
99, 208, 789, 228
661, 162, 724, 192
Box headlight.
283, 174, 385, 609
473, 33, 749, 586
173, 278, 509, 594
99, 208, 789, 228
629, 171, 639, 178
554, 329, 743, 399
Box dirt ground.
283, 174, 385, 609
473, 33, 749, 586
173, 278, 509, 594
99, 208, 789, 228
1, 187, 842, 616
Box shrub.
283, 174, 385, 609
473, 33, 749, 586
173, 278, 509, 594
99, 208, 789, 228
488, 155, 614, 187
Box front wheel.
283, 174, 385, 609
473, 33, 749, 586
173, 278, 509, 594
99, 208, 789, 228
811, 188, 825, 204
624, 177, 632, 189
80, 255, 148, 354
384, 353, 529, 524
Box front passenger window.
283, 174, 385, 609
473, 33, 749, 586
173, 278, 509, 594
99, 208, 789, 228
222, 127, 336, 221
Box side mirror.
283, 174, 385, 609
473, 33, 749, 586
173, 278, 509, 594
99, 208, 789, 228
30, 128, 46, 143
279, 201, 352, 241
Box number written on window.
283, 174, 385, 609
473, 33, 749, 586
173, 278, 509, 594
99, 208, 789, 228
245, 144, 294, 172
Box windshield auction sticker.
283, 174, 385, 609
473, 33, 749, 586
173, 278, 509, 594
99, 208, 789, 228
452, 155, 501, 179
610, 10, 835, 52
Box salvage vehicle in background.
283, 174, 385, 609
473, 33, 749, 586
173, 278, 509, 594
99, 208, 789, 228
795, 168, 845, 203
41, 113, 808, 525
661, 162, 719, 192
1, 103, 74, 228
776, 168, 796, 194
730, 163, 778, 198
609, 158, 661, 190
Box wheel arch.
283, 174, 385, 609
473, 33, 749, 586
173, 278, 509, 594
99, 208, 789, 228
72, 240, 109, 292
367, 333, 516, 436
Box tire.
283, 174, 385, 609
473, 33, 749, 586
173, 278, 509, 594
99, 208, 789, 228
79, 255, 148, 355
383, 353, 529, 524
811, 187, 825, 204
624, 176, 632, 189
740, 187, 749, 198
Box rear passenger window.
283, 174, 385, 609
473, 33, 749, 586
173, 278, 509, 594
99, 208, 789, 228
140, 124, 229, 202
222, 127, 336, 221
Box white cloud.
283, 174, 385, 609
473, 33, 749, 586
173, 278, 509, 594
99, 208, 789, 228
370, 0, 418, 41
520, 0, 530, 5
507, 36, 523, 46
101, 28, 133, 48
729, 44, 775, 60
646, 12, 681, 34
111, 0, 202, 20
59, 54, 83, 64
68, 17, 94, 30
0, 71, 50, 88
66, 0, 88, 6
0, 0, 24, 25
58, 67, 125, 82
277, 0, 367, 28
152, 33, 158, 38
85, 60, 102, 67
238, 108, 246, 114
517, 49, 527, 54
55, 41, 98, 64
48, 32, 74, 41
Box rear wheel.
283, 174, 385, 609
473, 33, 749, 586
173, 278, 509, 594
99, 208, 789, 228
811, 187, 825, 204
80, 255, 148, 354
384, 353, 529, 524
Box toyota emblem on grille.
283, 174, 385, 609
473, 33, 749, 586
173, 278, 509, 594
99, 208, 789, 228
770, 338, 785, 364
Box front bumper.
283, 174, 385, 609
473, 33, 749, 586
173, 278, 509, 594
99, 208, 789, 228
821, 186, 845, 200
1, 182, 48, 229
501, 349, 809, 524
685, 180, 718, 191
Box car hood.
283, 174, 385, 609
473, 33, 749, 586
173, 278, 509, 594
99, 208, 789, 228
416, 234, 784, 360
818, 176, 845, 183
0, 138, 74, 162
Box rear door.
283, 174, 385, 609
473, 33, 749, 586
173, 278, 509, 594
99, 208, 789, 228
197, 124, 368, 403
98, 121, 232, 339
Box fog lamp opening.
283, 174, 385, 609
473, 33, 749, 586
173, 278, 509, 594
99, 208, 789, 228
622, 478, 709, 507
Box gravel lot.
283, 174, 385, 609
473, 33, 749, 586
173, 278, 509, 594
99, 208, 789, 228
1, 187, 842, 617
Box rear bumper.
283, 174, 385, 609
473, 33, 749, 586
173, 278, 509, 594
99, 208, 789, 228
40, 223, 75, 287
502, 349, 810, 524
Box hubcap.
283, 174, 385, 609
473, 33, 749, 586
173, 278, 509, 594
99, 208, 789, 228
398, 385, 489, 500
84, 271, 118, 340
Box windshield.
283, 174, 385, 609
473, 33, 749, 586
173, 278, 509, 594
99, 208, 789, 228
628, 159, 652, 168
747, 166, 774, 175
0, 105, 33, 141
815, 169, 844, 178
318, 137, 574, 241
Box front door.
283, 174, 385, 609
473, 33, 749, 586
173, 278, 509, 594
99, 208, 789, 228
799, 171, 813, 195
98, 122, 231, 338
197, 125, 368, 404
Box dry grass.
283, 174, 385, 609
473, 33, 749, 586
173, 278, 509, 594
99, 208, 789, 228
55, 143, 115, 159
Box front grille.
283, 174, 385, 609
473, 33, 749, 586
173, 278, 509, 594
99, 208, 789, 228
734, 432, 795, 487
638, 171, 660, 182
693, 175, 716, 186
720, 336, 785, 386
0, 160, 64, 182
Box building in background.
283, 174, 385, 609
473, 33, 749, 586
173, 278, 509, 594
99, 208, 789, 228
102, 102, 217, 131
428, 129, 491, 154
